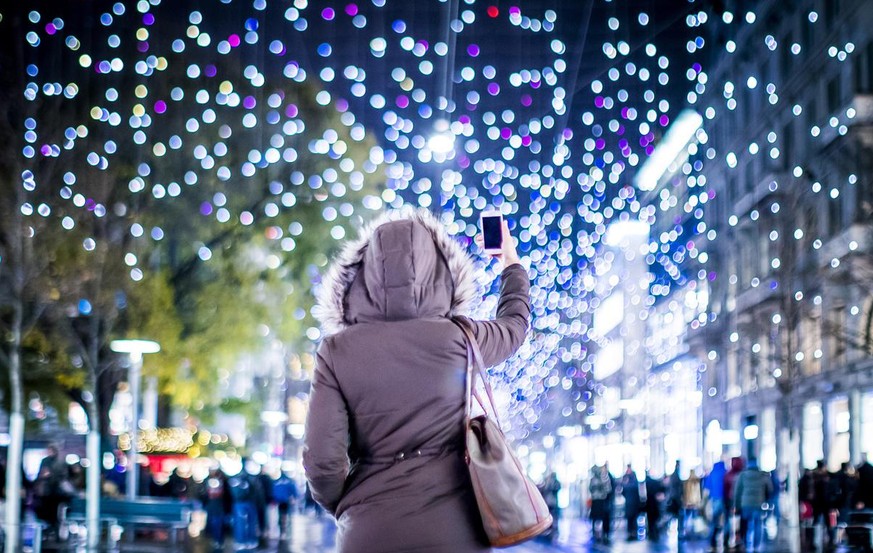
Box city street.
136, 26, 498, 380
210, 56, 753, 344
168, 514, 805, 553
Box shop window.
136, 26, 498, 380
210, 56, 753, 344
828, 397, 850, 471
802, 401, 824, 470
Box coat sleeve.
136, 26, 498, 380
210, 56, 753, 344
302, 339, 349, 515
469, 263, 531, 367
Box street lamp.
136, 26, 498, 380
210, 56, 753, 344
110, 339, 160, 499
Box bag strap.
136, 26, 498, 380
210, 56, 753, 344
452, 317, 502, 432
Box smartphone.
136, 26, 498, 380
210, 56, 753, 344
480, 210, 503, 254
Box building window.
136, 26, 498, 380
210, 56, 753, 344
828, 397, 851, 471
827, 76, 842, 114
802, 401, 824, 470
830, 306, 848, 368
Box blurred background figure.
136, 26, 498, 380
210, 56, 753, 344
271, 470, 300, 540
734, 458, 773, 552
588, 464, 614, 544
666, 461, 684, 538
620, 464, 641, 542
202, 466, 230, 549
644, 470, 665, 542
704, 458, 728, 551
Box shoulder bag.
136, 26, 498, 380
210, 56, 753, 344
453, 317, 553, 547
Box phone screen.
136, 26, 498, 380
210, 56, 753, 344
481, 215, 503, 250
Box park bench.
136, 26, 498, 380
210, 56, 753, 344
62, 497, 200, 547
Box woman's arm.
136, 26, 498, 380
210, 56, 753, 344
302, 340, 349, 515
470, 220, 531, 366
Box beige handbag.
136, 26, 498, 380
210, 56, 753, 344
453, 318, 553, 547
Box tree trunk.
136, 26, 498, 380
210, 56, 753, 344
5, 233, 24, 553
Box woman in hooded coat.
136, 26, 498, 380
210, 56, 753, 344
303, 208, 530, 553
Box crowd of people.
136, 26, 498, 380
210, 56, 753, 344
561, 454, 873, 552
15, 446, 320, 549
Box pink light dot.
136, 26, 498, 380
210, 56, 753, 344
396, 95, 409, 108
345, 4, 358, 16
45, 23, 57, 35
322, 8, 335, 20
521, 136, 532, 146
500, 127, 512, 140
154, 100, 167, 113
487, 82, 500, 96
659, 115, 670, 126
285, 104, 298, 117
520, 94, 532, 106
228, 34, 241, 47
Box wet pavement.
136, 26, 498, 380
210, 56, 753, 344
44, 513, 823, 552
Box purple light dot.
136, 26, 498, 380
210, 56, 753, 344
521, 136, 532, 147
617, 125, 625, 135
458, 155, 470, 169
335, 98, 349, 112
500, 127, 512, 140
659, 115, 670, 126
645, 144, 655, 156
345, 3, 358, 16
396, 95, 409, 108
467, 44, 480, 57
285, 104, 298, 117
143, 13, 155, 25
322, 8, 335, 20
621, 107, 630, 118
530, 79, 541, 89
228, 34, 241, 47
45, 23, 57, 35
520, 94, 532, 106
595, 138, 606, 150
40, 145, 51, 156
562, 128, 573, 139
618, 139, 628, 149
594, 96, 605, 108
243, 96, 256, 109
200, 202, 213, 216
204, 65, 217, 77
509, 6, 521, 16
85, 199, 96, 211
154, 100, 167, 113
709, 272, 717, 282
487, 82, 500, 96
458, 115, 471, 124
137, 42, 149, 53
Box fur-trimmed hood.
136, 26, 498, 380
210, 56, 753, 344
313, 208, 479, 336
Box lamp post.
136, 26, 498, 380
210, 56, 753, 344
110, 339, 160, 500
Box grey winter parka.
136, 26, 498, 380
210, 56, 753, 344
303, 209, 531, 553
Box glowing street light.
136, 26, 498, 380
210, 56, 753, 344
427, 119, 455, 155
110, 339, 160, 500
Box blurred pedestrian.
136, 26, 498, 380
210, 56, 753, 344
812, 460, 835, 548
202, 467, 230, 548
666, 461, 685, 538
724, 456, 745, 547
644, 470, 665, 541
33, 446, 74, 537
683, 467, 702, 538
857, 454, 873, 510
303, 209, 529, 552
704, 458, 727, 551
228, 468, 259, 549
620, 465, 641, 541
272, 470, 300, 539
734, 458, 773, 552
589, 464, 614, 544
831, 462, 857, 532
